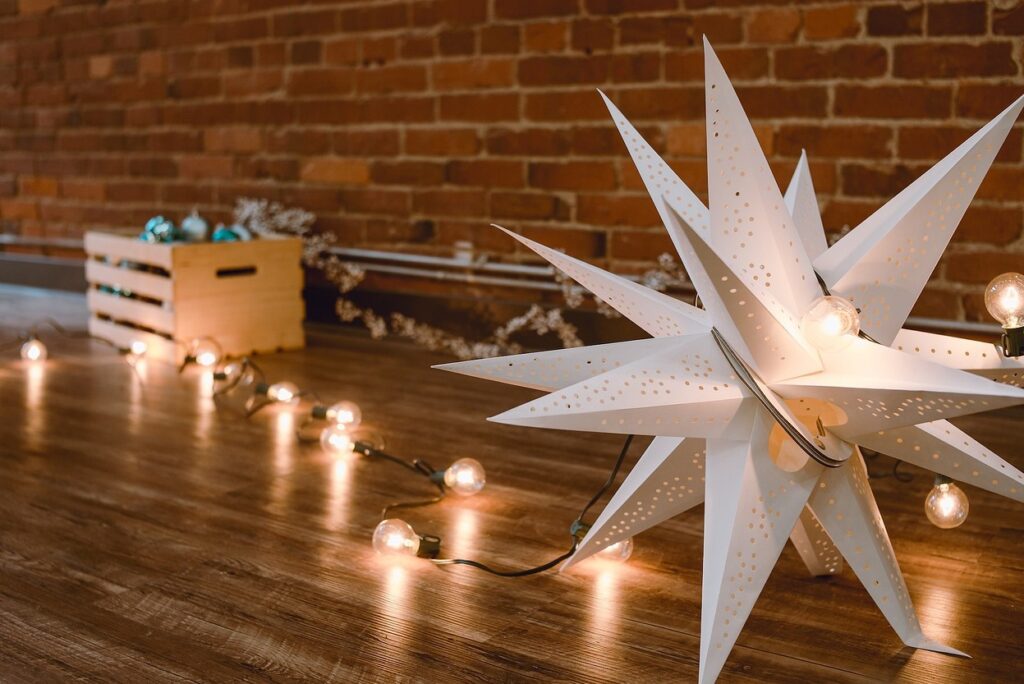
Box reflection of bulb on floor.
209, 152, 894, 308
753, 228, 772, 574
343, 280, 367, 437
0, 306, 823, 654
267, 381, 299, 404
443, 457, 486, 496
20, 338, 47, 362
800, 296, 860, 352
595, 537, 634, 562
326, 400, 361, 428
320, 424, 354, 456
373, 519, 420, 557
925, 477, 969, 529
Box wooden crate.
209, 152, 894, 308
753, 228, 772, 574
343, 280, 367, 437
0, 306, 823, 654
84, 230, 305, 363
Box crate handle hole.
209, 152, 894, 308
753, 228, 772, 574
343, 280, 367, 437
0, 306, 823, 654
216, 266, 258, 278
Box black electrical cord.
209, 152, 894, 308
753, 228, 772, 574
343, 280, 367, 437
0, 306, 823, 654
863, 449, 914, 482
348, 441, 448, 519
429, 434, 636, 577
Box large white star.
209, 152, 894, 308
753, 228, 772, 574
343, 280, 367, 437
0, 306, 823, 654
438, 40, 1024, 682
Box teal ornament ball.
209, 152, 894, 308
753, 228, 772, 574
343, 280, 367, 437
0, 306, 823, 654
140, 215, 180, 243
180, 210, 209, 242
212, 225, 241, 242
212, 224, 253, 242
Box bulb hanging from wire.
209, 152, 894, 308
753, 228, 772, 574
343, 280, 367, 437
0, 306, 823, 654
189, 338, 221, 368
320, 424, 354, 456
595, 537, 634, 562
443, 457, 486, 496
925, 476, 969, 529
266, 381, 300, 404
800, 296, 860, 352
985, 272, 1024, 357
372, 518, 421, 557
326, 400, 362, 428
20, 337, 47, 362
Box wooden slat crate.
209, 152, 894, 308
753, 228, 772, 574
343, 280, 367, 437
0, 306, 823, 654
84, 230, 305, 363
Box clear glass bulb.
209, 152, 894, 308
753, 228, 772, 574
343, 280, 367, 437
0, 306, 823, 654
372, 519, 420, 557
320, 424, 354, 456
595, 537, 634, 562
191, 339, 220, 368
925, 480, 969, 529
20, 338, 47, 362
800, 295, 860, 351
129, 340, 148, 356
985, 272, 1024, 329
326, 400, 362, 428
443, 457, 486, 496
267, 381, 300, 404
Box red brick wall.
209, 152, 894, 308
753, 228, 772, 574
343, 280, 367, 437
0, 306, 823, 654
2, 0, 1023, 322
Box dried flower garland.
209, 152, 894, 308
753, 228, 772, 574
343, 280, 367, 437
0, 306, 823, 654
232, 197, 691, 360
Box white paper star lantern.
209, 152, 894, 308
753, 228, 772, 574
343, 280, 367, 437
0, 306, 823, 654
438, 39, 1024, 682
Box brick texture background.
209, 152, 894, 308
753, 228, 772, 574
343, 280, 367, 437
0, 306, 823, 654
2, 0, 1024, 323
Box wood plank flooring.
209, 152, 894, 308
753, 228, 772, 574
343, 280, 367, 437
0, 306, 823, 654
0, 285, 1021, 682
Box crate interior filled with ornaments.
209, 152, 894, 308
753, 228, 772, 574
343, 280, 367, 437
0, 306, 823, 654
85, 211, 305, 364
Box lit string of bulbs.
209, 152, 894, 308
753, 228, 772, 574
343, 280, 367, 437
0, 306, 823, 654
11, 269, 1024, 549
200, 350, 636, 570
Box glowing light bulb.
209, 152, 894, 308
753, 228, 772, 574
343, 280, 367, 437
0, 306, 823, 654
373, 518, 420, 557
925, 477, 969, 529
129, 340, 148, 356
320, 424, 354, 456
443, 457, 486, 496
326, 400, 362, 428
595, 537, 634, 562
20, 338, 47, 362
191, 339, 221, 368
800, 295, 860, 352
267, 381, 300, 404
985, 272, 1024, 329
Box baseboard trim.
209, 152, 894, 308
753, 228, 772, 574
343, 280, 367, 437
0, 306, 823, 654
0, 253, 87, 292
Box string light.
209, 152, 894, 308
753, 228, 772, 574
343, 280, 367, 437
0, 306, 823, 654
372, 519, 439, 558
442, 457, 486, 496
266, 381, 300, 404
925, 476, 969, 529
985, 272, 1024, 357
320, 424, 354, 456
800, 295, 860, 351
326, 400, 361, 428
20, 337, 47, 362
185, 338, 221, 369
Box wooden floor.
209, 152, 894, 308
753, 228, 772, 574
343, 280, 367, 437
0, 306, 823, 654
1, 284, 1022, 683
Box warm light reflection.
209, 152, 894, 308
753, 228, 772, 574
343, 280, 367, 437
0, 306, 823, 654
198, 370, 216, 397
24, 363, 45, 452
267, 410, 296, 515
373, 561, 413, 667
448, 508, 479, 559
581, 560, 624, 678
273, 410, 295, 475
325, 458, 352, 532
193, 370, 214, 448
127, 359, 146, 434
913, 581, 959, 649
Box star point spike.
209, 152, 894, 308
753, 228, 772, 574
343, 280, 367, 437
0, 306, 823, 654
440, 40, 1024, 679
487, 333, 757, 440
493, 224, 711, 338
699, 411, 825, 684
784, 150, 828, 261
563, 436, 707, 569
807, 450, 967, 658
815, 95, 1024, 345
